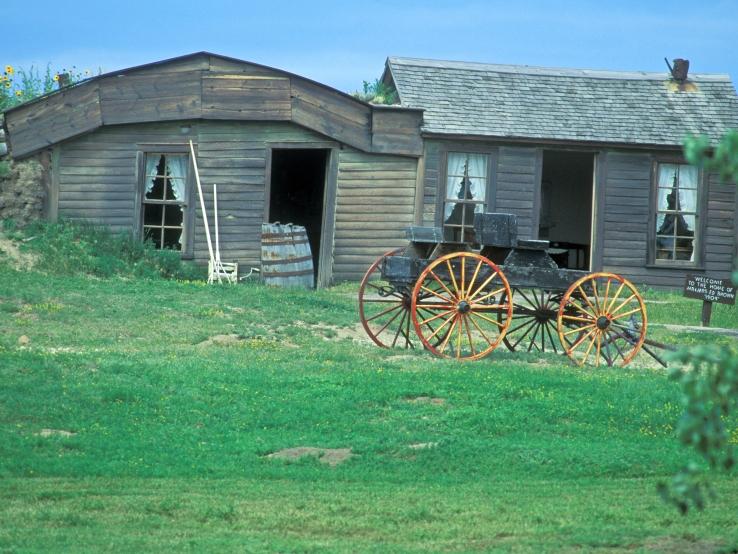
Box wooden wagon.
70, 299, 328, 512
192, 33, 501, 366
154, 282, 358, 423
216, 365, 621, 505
358, 212, 660, 367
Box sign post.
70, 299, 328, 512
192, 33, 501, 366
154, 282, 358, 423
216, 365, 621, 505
683, 274, 736, 327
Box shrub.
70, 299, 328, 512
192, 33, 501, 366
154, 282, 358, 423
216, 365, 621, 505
352, 78, 399, 105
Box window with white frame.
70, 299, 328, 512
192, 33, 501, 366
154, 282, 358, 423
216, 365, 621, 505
443, 152, 488, 242
653, 162, 700, 263
142, 153, 189, 251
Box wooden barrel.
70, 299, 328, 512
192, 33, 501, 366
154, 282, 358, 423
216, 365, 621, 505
260, 223, 315, 288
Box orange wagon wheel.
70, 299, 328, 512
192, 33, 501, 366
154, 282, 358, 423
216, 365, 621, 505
410, 252, 513, 360
557, 272, 647, 367
358, 248, 416, 349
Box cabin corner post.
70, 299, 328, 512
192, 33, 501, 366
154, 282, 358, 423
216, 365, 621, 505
413, 153, 426, 225
590, 150, 607, 272
48, 145, 60, 222
317, 147, 339, 288
531, 147, 544, 239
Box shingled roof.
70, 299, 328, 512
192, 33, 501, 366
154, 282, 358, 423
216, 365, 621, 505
385, 57, 738, 147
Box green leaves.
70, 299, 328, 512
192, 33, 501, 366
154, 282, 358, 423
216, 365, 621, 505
684, 130, 738, 185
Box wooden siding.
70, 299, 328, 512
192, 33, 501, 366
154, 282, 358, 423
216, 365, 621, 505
420, 140, 440, 225
371, 108, 423, 155
291, 79, 372, 152
55, 120, 418, 283
4, 52, 422, 158
495, 146, 539, 239
99, 71, 202, 125
5, 84, 103, 156
333, 150, 418, 281
202, 75, 291, 121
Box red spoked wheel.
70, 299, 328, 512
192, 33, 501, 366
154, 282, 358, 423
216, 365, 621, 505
557, 272, 647, 367
410, 252, 513, 360
499, 288, 562, 353
358, 248, 417, 349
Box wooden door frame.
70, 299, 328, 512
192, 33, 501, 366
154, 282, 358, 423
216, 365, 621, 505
264, 141, 339, 288
536, 147, 600, 271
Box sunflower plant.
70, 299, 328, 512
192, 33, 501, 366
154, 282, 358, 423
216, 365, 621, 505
1, 64, 92, 111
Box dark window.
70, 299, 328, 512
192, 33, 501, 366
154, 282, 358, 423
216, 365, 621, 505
653, 163, 700, 264
142, 153, 189, 251
443, 152, 488, 242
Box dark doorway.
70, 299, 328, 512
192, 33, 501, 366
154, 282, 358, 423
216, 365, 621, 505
268, 149, 329, 280
538, 150, 594, 269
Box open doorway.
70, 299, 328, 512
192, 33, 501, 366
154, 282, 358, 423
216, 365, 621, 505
538, 150, 594, 269
268, 149, 329, 282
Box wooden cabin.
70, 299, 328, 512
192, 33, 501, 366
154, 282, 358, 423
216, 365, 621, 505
383, 57, 738, 288
1, 52, 423, 286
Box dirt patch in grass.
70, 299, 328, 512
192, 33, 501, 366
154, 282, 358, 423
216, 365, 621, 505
293, 320, 372, 344
265, 447, 354, 467
197, 334, 246, 347
0, 235, 37, 270
404, 396, 445, 406
642, 535, 723, 553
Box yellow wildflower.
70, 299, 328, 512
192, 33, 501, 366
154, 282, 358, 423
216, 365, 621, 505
53, 74, 59, 82
4, 82, 10, 89
5, 65, 13, 75
15, 90, 22, 97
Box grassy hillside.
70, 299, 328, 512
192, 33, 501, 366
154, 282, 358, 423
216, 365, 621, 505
0, 226, 736, 552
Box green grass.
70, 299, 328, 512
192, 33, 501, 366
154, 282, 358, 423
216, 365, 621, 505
0, 232, 737, 552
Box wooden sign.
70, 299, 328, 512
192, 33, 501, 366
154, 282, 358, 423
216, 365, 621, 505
683, 275, 736, 305
683, 274, 736, 327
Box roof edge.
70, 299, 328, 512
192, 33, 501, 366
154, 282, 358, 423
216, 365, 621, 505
388, 56, 733, 82
3, 51, 379, 117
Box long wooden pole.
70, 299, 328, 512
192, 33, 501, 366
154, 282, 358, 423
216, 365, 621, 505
189, 140, 214, 264
213, 183, 221, 263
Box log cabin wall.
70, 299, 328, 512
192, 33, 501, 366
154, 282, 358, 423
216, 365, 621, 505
419, 137, 737, 287
52, 119, 418, 283
600, 150, 736, 286
419, 138, 541, 241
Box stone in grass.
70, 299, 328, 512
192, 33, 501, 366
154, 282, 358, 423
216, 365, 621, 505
408, 442, 439, 450
266, 447, 354, 467
37, 429, 76, 437
17, 335, 30, 346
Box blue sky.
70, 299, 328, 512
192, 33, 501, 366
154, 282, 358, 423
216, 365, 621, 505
5, 0, 737, 93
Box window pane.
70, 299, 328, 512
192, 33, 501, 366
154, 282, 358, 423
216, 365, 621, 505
143, 203, 163, 226
163, 228, 183, 250
678, 214, 696, 236
146, 154, 164, 177
167, 178, 186, 201
657, 187, 672, 211
675, 237, 694, 261
164, 205, 184, 227
143, 227, 162, 248
655, 213, 672, 236
444, 201, 457, 221
679, 165, 698, 189
678, 187, 697, 212
658, 164, 678, 188
165, 155, 188, 179
146, 176, 166, 200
